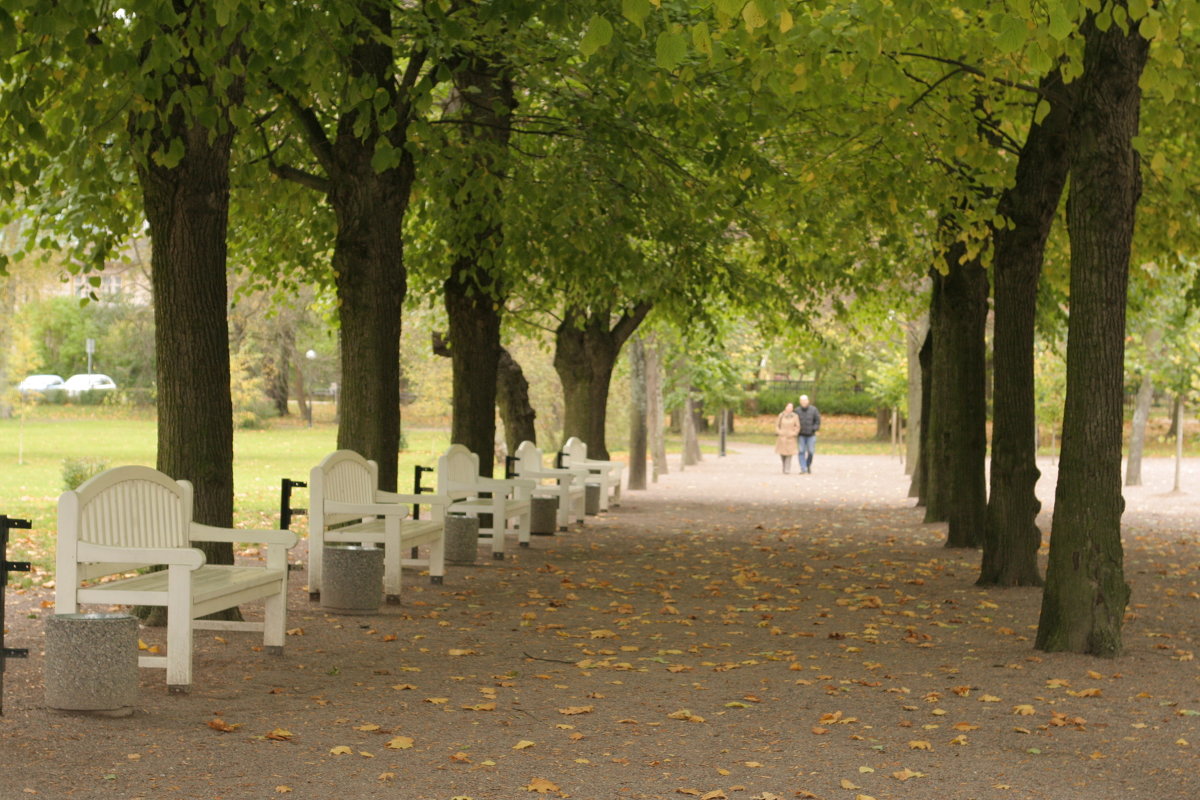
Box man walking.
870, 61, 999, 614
795, 394, 821, 474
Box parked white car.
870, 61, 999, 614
17, 374, 66, 396
63, 373, 118, 398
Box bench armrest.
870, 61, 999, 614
190, 522, 299, 548
477, 476, 537, 491
77, 541, 205, 570
376, 490, 450, 507
324, 500, 411, 518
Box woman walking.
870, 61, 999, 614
775, 402, 801, 473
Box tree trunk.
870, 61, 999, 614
554, 303, 652, 459
1126, 369, 1154, 486
135, 16, 239, 556
911, 326, 931, 501
681, 392, 701, 467
646, 336, 668, 481
905, 319, 922, 478
1036, 6, 1147, 657
921, 280, 947, 520
274, 4, 414, 491
441, 58, 516, 477
627, 335, 648, 490
874, 407, 891, 441
497, 346, 537, 455
1173, 394, 1185, 493
926, 245, 989, 548
979, 70, 1075, 587
444, 271, 502, 475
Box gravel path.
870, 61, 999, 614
2, 445, 1198, 800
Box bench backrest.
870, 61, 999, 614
310, 450, 378, 527
561, 436, 588, 465
61, 465, 191, 551
513, 440, 545, 475
437, 444, 479, 499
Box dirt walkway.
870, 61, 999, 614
2, 445, 1199, 800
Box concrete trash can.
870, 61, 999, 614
321, 545, 384, 614
444, 515, 481, 565
45, 612, 138, 716
530, 496, 558, 535
585, 482, 602, 515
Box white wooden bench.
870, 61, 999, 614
55, 465, 298, 693
437, 444, 534, 559
308, 449, 448, 603
513, 440, 587, 530
561, 436, 624, 511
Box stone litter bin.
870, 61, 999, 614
530, 496, 558, 535
585, 482, 602, 516
45, 612, 138, 717
320, 545, 384, 614
444, 515, 481, 565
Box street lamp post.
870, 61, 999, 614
305, 349, 317, 427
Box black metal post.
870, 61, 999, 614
411, 465, 435, 558
1, 515, 33, 716
279, 479, 307, 531
504, 455, 518, 480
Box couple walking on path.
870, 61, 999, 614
774, 395, 820, 474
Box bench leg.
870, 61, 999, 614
263, 577, 287, 655
166, 566, 192, 692
428, 530, 445, 585
308, 528, 325, 601
383, 519, 402, 600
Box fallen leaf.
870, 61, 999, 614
448, 648, 478, 656
514, 740, 536, 750
700, 792, 727, 800
392, 684, 417, 691
286, 627, 304, 636
275, 787, 292, 793
908, 740, 933, 750
668, 709, 706, 723
559, 706, 594, 715
525, 777, 560, 793
207, 718, 240, 733
329, 746, 353, 755
1012, 705, 1036, 716
463, 702, 497, 711
265, 728, 294, 741
450, 752, 472, 763
979, 695, 1001, 703
354, 723, 381, 731
893, 768, 925, 781
378, 773, 395, 781
386, 736, 414, 750
840, 779, 860, 790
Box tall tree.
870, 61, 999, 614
979, 71, 1077, 586
1036, 4, 1150, 656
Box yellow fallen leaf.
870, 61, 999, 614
1086, 670, 1105, 680
358, 751, 374, 758
392, 683, 417, 691
463, 702, 497, 711
329, 746, 353, 755
354, 723, 381, 731
1068, 688, 1103, 698
676, 791, 701, 797
1013, 705, 1036, 716
525, 777, 560, 793
893, 768, 925, 781
286, 627, 304, 636
448, 648, 478, 656
450, 752, 471, 763
207, 718, 240, 733
952, 722, 979, 731
855, 795, 877, 800
514, 740, 536, 750
701, 792, 726, 800
668, 709, 706, 723
590, 629, 618, 639
840, 779, 860, 790
979, 695, 1001, 703
559, 706, 594, 715
275, 787, 292, 793
265, 728, 294, 741
950, 735, 969, 745
378, 773, 395, 781
386, 736, 414, 750
425, 697, 449, 705
858, 766, 874, 773
908, 740, 933, 750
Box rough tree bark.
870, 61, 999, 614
442, 57, 516, 476
275, 1, 416, 491
646, 336, 668, 481
1036, 5, 1148, 656
905, 316, 927, 480
1126, 369, 1154, 487
926, 243, 989, 548
554, 303, 652, 459
627, 336, 648, 490
135, 2, 240, 556
979, 70, 1075, 587
912, 327, 932, 503
497, 347, 537, 455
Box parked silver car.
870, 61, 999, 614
17, 374, 66, 397
63, 373, 118, 398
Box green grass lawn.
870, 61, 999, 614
0, 412, 451, 586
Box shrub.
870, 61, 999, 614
62, 457, 110, 490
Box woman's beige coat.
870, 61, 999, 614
775, 411, 800, 456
